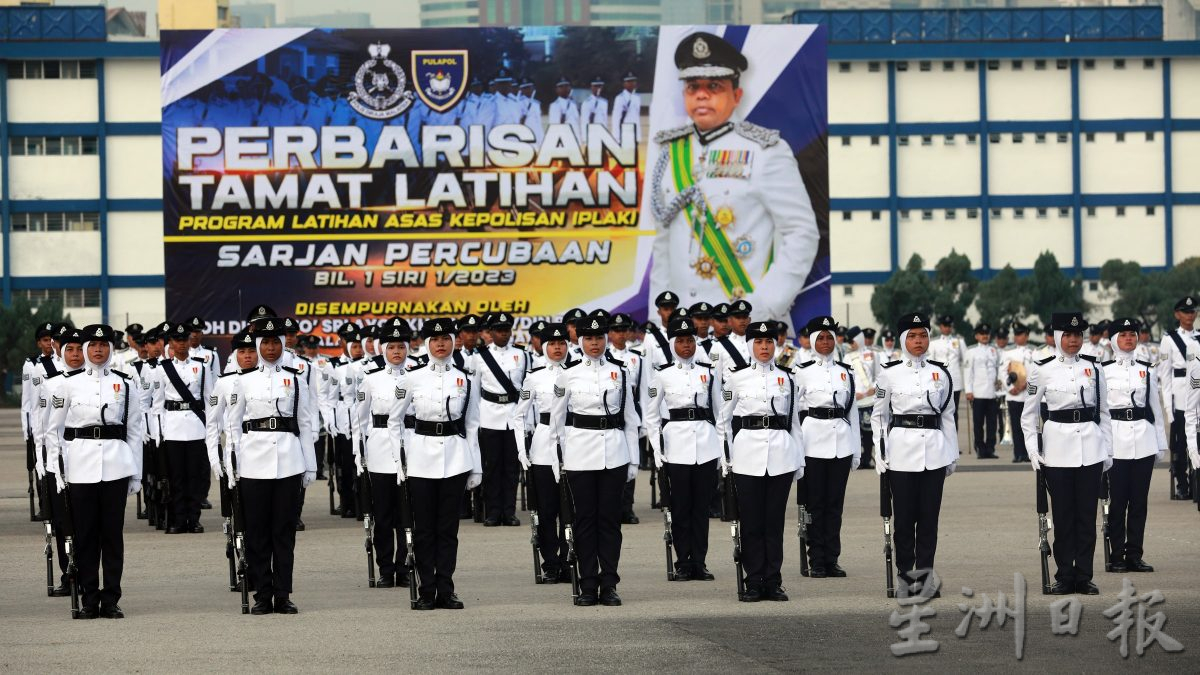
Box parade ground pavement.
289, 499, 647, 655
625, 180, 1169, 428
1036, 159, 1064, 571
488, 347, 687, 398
0, 409, 1196, 673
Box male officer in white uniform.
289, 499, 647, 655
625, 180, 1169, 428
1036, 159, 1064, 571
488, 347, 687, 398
610, 71, 642, 144
929, 315, 968, 422
547, 76, 581, 142
470, 312, 529, 527
965, 323, 1000, 459
646, 32, 819, 327
1158, 296, 1198, 499
580, 75, 608, 143
1002, 323, 1035, 462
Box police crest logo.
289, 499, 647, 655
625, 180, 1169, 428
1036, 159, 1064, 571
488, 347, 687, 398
411, 50, 469, 113
349, 42, 415, 120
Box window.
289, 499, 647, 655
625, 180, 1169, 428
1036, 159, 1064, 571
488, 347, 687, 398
1143, 58, 1156, 70
1059, 207, 1070, 217
921, 210, 933, 221
1089, 281, 1099, 292
990, 208, 1003, 219
1087, 207, 1097, 217
967, 208, 978, 219
1013, 133, 1024, 144
843, 286, 854, 297
1085, 132, 1096, 143
1146, 206, 1156, 216
1056, 59, 1069, 70
1012, 60, 1023, 71
921, 135, 933, 146
945, 209, 956, 220
898, 136, 910, 147
14, 288, 100, 309
942, 61, 955, 72
1116, 206, 1126, 217
1057, 132, 1069, 144
1014, 208, 1025, 220
1114, 59, 1126, 70
1145, 131, 1155, 141
987, 60, 1000, 71
841, 136, 851, 147
842, 211, 853, 221
1035, 133, 1047, 144
896, 61, 909, 72
1083, 59, 1096, 70
1036, 208, 1048, 219
82, 137, 98, 154
6, 60, 96, 79
966, 134, 977, 145
1116, 132, 1126, 143
989, 133, 1001, 144
965, 61, 977, 71
943, 134, 955, 146
11, 212, 99, 232
870, 136, 880, 146
1034, 59, 1047, 71
8, 136, 97, 156
838, 62, 852, 73
919, 61, 932, 72
868, 61, 881, 73
871, 211, 881, 221
900, 210, 911, 220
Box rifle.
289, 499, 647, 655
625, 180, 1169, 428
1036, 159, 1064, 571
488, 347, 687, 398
519, 467, 528, 512
398, 452, 418, 609
880, 438, 895, 599
527, 463, 546, 584
1101, 470, 1113, 572
154, 439, 172, 531
658, 460, 676, 581
326, 434, 337, 516
557, 447, 581, 604
1035, 469, 1052, 594
1192, 465, 1199, 512
796, 474, 811, 577
42, 471, 56, 596
26, 427, 38, 521
229, 454, 249, 614
56, 456, 80, 619
649, 459, 659, 509
472, 486, 484, 523
219, 461, 237, 592
137, 440, 150, 521
357, 450, 376, 588
722, 466, 745, 600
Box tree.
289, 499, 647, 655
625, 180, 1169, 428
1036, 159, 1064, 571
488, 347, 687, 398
870, 253, 938, 329
1103, 256, 1200, 334
1021, 251, 1087, 330
0, 297, 66, 400
975, 264, 1031, 330
931, 250, 978, 341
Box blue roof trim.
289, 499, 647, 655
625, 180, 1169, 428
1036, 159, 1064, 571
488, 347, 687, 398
831, 118, 1191, 137
829, 41, 1200, 61
9, 198, 162, 212
0, 40, 159, 58
9, 274, 163, 290
831, 265, 1152, 285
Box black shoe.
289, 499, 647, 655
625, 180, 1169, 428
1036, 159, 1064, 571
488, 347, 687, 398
1076, 581, 1099, 595
32, 512, 45, 522
671, 568, 690, 581
809, 567, 827, 578
316, 471, 327, 480
190, 523, 205, 534
483, 518, 501, 527
50, 585, 71, 597
295, 519, 305, 532
621, 512, 640, 525
397, 570, 411, 587
376, 576, 395, 588
503, 516, 521, 526
100, 604, 124, 619
540, 568, 560, 584
1108, 560, 1128, 573
341, 508, 356, 519
764, 586, 789, 602
1011, 457, 1023, 463
274, 597, 299, 614
979, 453, 998, 460
77, 605, 99, 620
559, 567, 573, 583
201, 499, 213, 510
1174, 488, 1192, 500
828, 563, 847, 578
1047, 581, 1074, 595
436, 593, 465, 609
708, 508, 722, 518
166, 526, 185, 534
413, 596, 436, 610
575, 592, 598, 606
599, 587, 622, 606
691, 567, 715, 581
1127, 559, 1155, 573
250, 599, 273, 615
739, 588, 762, 603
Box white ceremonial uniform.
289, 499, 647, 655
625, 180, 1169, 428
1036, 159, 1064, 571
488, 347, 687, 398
646, 120, 819, 324
795, 355, 861, 460
519, 94, 544, 143
1184, 355, 1200, 467
149, 355, 212, 443
710, 333, 751, 376
929, 333, 967, 394
205, 371, 241, 473
510, 360, 571, 469
1021, 355, 1113, 468
965, 343, 1000, 400
227, 363, 317, 481
644, 359, 721, 465
470, 342, 529, 431
547, 96, 581, 141
609, 89, 642, 143
353, 362, 405, 474
579, 94, 608, 141
45, 365, 146, 486
1079, 340, 1107, 361
871, 358, 958, 472
385, 359, 481, 480
1158, 326, 1199, 419
607, 345, 646, 436
35, 364, 75, 476
716, 361, 805, 477
190, 345, 221, 385
1134, 340, 1160, 366
1102, 356, 1167, 460
550, 355, 639, 472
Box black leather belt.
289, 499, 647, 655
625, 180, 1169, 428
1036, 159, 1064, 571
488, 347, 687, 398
734, 414, 789, 430
242, 417, 299, 433
1044, 408, 1098, 424
413, 419, 464, 436
64, 425, 126, 441
481, 390, 516, 404
404, 415, 415, 429
568, 412, 624, 430
891, 414, 941, 430
538, 412, 551, 425
1109, 407, 1149, 422
806, 406, 848, 421
668, 407, 713, 422
1174, 367, 1186, 377
372, 414, 389, 429
165, 400, 201, 412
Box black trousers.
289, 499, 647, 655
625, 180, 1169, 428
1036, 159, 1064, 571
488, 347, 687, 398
529, 464, 568, 573
369, 471, 405, 580
164, 439, 207, 527
335, 434, 356, 510
240, 475, 302, 601
408, 471, 469, 600
952, 391, 961, 423
69, 479, 128, 609
1008, 401, 1028, 460
804, 456, 852, 568
734, 472, 793, 590
479, 428, 520, 520
1168, 411, 1192, 493
1044, 462, 1103, 585
889, 469, 946, 575
666, 459, 718, 572
1108, 456, 1155, 563
567, 466, 626, 593
971, 398, 998, 456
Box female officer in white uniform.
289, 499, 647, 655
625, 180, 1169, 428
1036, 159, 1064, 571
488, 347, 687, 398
872, 313, 958, 597
226, 317, 318, 615
550, 312, 640, 607
385, 318, 482, 610
795, 316, 860, 578
1101, 317, 1168, 574
511, 322, 575, 584
1021, 311, 1113, 595
645, 316, 720, 581
717, 320, 805, 602
45, 324, 146, 619
353, 321, 411, 588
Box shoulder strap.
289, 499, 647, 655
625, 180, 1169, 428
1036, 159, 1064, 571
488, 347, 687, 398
41, 355, 59, 378
933, 362, 953, 413
161, 360, 206, 423
476, 346, 520, 400
718, 336, 748, 370
1167, 329, 1186, 361
647, 324, 672, 365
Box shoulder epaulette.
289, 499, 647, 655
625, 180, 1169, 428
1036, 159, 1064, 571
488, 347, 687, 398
26, 356, 38, 364
563, 360, 581, 370
219, 371, 237, 378
113, 370, 131, 380
882, 360, 902, 369
653, 124, 692, 145
190, 357, 206, 363
45, 371, 62, 380
239, 367, 256, 375
777, 365, 794, 374
282, 366, 300, 374
1101, 360, 1115, 367
64, 368, 84, 378
734, 120, 781, 148
729, 363, 752, 374
512, 343, 526, 351
655, 363, 671, 372
529, 366, 545, 374
298, 354, 313, 363
407, 362, 429, 373
1079, 354, 1097, 363
697, 360, 713, 368
1136, 359, 1153, 368
835, 360, 850, 369
365, 365, 385, 375
606, 355, 626, 367
1036, 356, 1055, 366
928, 360, 946, 367
798, 360, 815, 369
629, 348, 643, 356
451, 363, 470, 377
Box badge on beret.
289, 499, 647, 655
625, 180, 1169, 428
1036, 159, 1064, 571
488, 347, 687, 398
208, 395, 218, 406
52, 396, 64, 408
693, 36, 710, 59
723, 389, 732, 401
396, 387, 406, 399
554, 385, 565, 398
357, 391, 366, 402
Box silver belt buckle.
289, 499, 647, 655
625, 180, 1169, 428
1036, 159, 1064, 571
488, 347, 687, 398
761, 415, 771, 428
91, 427, 102, 440
267, 417, 278, 430
599, 417, 609, 430
1072, 410, 1081, 423
435, 422, 444, 435
686, 408, 696, 421
916, 415, 925, 429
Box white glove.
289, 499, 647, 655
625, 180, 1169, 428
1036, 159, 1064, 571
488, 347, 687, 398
1028, 451, 1043, 472
551, 460, 561, 483
627, 464, 638, 482
874, 451, 888, 476
1102, 457, 1113, 473
794, 466, 805, 481
945, 461, 957, 477
127, 478, 141, 496
302, 471, 316, 488
719, 454, 730, 476
851, 452, 861, 471
1189, 448, 1200, 471
227, 472, 237, 490
34, 461, 46, 479
396, 463, 407, 483
55, 472, 66, 493
517, 449, 531, 472
466, 472, 482, 490
1156, 448, 1167, 463
211, 463, 223, 482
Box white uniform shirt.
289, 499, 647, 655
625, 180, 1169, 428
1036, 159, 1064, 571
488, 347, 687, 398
928, 333, 967, 393
1102, 356, 1167, 460
871, 358, 958, 472
1158, 327, 1199, 415
470, 342, 529, 431
1184, 355, 1200, 459
34, 366, 74, 475
204, 371, 242, 473
227, 362, 317, 480
353, 362, 405, 474
511, 359, 571, 467
519, 94, 544, 143
717, 360, 804, 477
550, 355, 639, 472
795, 355, 861, 459
149, 355, 212, 442
965, 343, 1000, 400
579, 94, 608, 141
45, 365, 146, 484
547, 96, 581, 141
710, 333, 751, 376
1079, 340, 1107, 361
644, 359, 720, 466
1021, 354, 1112, 468
385, 358, 481, 480
609, 89, 641, 143
131, 359, 161, 443
608, 345, 646, 436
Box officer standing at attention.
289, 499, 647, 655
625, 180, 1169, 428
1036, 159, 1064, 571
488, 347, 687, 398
226, 317, 317, 614
150, 323, 213, 533
471, 311, 528, 527
205, 331, 256, 502
386, 318, 482, 610
642, 291, 679, 369
1102, 317, 1168, 574
872, 313, 958, 597
607, 313, 647, 524
717, 320, 805, 601
1158, 296, 1198, 500
580, 75, 608, 143
710, 299, 753, 376
1002, 323, 1035, 463
332, 322, 364, 517
547, 76, 581, 142
929, 315, 968, 422
1021, 311, 1113, 595
517, 78, 544, 143
794, 316, 860, 578
965, 323, 1000, 459
610, 71, 642, 144
45, 324, 146, 619
646, 32, 818, 324
550, 312, 640, 606
511, 323, 575, 584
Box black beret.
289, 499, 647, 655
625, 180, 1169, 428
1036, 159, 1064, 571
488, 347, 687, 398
747, 321, 774, 338
608, 313, 634, 330
36, 322, 55, 339
529, 319, 548, 339
1012, 322, 1029, 335
712, 303, 730, 319
1175, 296, 1196, 312
82, 324, 117, 343
541, 323, 569, 342
61, 328, 85, 345
804, 316, 837, 336
728, 300, 752, 317
974, 323, 991, 334
231, 331, 254, 349
862, 328, 877, 338
246, 304, 277, 321
336, 322, 361, 338
250, 317, 286, 337
654, 291, 680, 308
458, 314, 482, 331
422, 318, 456, 339
1110, 317, 1141, 333
168, 322, 191, 341
667, 317, 697, 338
938, 314, 954, 326
185, 316, 205, 331
490, 312, 514, 329
577, 312, 608, 337
689, 302, 713, 318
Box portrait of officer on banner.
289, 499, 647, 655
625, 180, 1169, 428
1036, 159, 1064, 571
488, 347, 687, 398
644, 28, 827, 331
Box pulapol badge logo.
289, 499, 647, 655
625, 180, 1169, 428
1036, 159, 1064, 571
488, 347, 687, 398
349, 42, 414, 120
411, 49, 469, 113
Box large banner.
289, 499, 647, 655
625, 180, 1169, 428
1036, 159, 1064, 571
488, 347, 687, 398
161, 25, 828, 341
